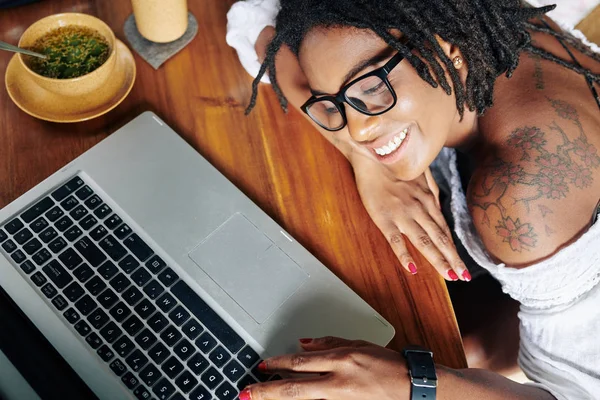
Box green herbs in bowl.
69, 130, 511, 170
25, 26, 110, 79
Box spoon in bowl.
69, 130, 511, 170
0, 40, 47, 59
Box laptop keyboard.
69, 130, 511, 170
0, 176, 277, 400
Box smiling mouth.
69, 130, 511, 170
372, 127, 409, 160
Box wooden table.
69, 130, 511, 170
0, 0, 467, 369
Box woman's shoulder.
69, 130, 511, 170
467, 95, 600, 267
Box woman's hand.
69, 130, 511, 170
240, 337, 410, 400
352, 156, 471, 281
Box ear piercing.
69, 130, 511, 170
453, 56, 463, 68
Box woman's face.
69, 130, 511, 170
298, 26, 470, 180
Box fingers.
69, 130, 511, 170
382, 228, 418, 275
242, 375, 330, 400
299, 336, 372, 351
262, 348, 349, 374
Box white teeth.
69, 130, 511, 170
375, 128, 408, 156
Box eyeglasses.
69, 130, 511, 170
301, 51, 407, 132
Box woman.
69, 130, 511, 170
227, 0, 600, 399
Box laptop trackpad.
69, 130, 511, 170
188, 214, 309, 324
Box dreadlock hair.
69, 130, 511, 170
245, 0, 600, 119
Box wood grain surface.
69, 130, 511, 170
0, 0, 467, 368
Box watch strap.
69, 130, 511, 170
403, 347, 437, 400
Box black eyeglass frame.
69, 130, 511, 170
300, 50, 407, 132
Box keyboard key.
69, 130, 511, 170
74, 320, 91, 336
135, 328, 157, 350
94, 204, 112, 219
75, 295, 97, 316
11, 250, 26, 264
118, 255, 139, 274
30, 217, 49, 233
48, 237, 67, 253
86, 332, 103, 349
123, 286, 144, 306
196, 332, 217, 354
22, 238, 42, 255
79, 215, 98, 231
201, 366, 224, 390
169, 305, 190, 327
98, 261, 118, 280
122, 371, 140, 389
187, 353, 209, 375
156, 293, 177, 313
175, 370, 198, 394
20, 260, 36, 274
124, 234, 153, 262
97, 344, 115, 362
148, 312, 169, 333
216, 381, 237, 400
131, 267, 151, 287
237, 346, 260, 368
98, 288, 119, 309
52, 177, 84, 201
41, 283, 58, 299
14, 228, 33, 244
110, 301, 131, 322
90, 225, 108, 241
190, 385, 212, 400
39, 227, 58, 243
125, 349, 149, 372
160, 325, 182, 347
75, 185, 93, 200
31, 271, 47, 287
70, 205, 88, 221
161, 356, 184, 379
109, 358, 127, 376
209, 346, 231, 368
60, 196, 79, 211
134, 385, 152, 400
55, 216, 74, 232
43, 260, 73, 288
85, 276, 107, 296
114, 223, 132, 239
158, 267, 179, 287
73, 263, 94, 282
105, 214, 122, 230
63, 308, 81, 324
99, 235, 127, 261
171, 392, 186, 400
148, 342, 170, 365
153, 378, 175, 400
174, 338, 194, 361
100, 321, 123, 343
134, 299, 156, 320
22, 197, 54, 224
123, 315, 144, 336
64, 225, 83, 242
88, 308, 109, 329
113, 336, 136, 358
224, 359, 245, 383
182, 320, 203, 341
75, 237, 107, 267
145, 255, 166, 274
5, 218, 24, 235
236, 374, 257, 391
2, 239, 16, 253
59, 248, 83, 270
143, 279, 164, 300
109, 273, 130, 293
139, 364, 162, 386
84, 195, 102, 210
64, 281, 85, 302
0, 228, 6, 242
45, 207, 64, 222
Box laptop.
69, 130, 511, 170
0, 112, 395, 400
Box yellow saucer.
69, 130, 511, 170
5, 40, 136, 123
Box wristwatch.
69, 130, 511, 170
403, 346, 437, 400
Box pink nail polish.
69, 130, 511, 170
239, 388, 252, 400
462, 270, 472, 282
448, 270, 459, 281
408, 262, 417, 274
299, 338, 312, 344
257, 361, 268, 372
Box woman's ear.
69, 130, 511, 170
434, 34, 464, 68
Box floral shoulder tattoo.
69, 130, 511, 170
469, 98, 600, 253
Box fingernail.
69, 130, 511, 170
299, 338, 313, 344
462, 270, 472, 282
239, 388, 252, 400
257, 361, 268, 372
448, 270, 459, 281
408, 262, 417, 274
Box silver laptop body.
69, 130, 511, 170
0, 112, 394, 400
